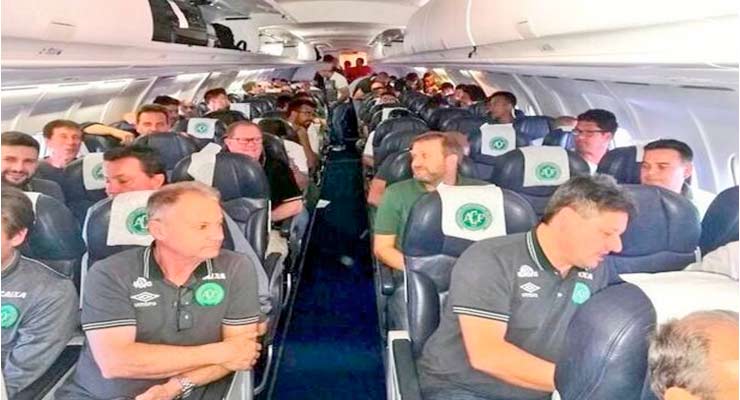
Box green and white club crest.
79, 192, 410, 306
571, 282, 591, 305
455, 203, 493, 231
489, 136, 509, 151
1, 304, 19, 329
196, 282, 225, 306
195, 122, 209, 135
535, 162, 562, 181
126, 207, 149, 236
92, 163, 105, 181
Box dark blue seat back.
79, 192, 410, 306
597, 146, 642, 184
366, 102, 404, 124
372, 116, 429, 150
83, 133, 121, 153
514, 116, 554, 143
603, 185, 701, 274
20, 193, 85, 288
369, 107, 413, 132
542, 128, 575, 150
428, 107, 472, 131
173, 118, 227, 149
62, 156, 107, 224
204, 109, 249, 125
403, 189, 538, 356
446, 116, 530, 180
377, 150, 479, 186
133, 132, 199, 175
375, 130, 426, 170
489, 148, 590, 216
468, 101, 489, 118
331, 101, 359, 140
556, 283, 656, 400
700, 185, 739, 255
172, 152, 270, 260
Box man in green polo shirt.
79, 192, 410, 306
56, 182, 262, 400
418, 175, 635, 400
374, 131, 483, 270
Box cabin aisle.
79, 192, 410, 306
269, 149, 385, 399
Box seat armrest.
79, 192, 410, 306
378, 261, 396, 296
386, 331, 423, 400
223, 370, 254, 400
263, 252, 282, 281
196, 373, 235, 399
278, 217, 293, 239
16, 345, 81, 400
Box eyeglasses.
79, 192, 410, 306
572, 129, 607, 138
176, 286, 194, 331
228, 137, 263, 144
297, 109, 315, 116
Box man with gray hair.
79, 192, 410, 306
648, 310, 738, 400
57, 182, 263, 400
418, 174, 635, 400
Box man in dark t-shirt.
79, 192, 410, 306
223, 121, 303, 256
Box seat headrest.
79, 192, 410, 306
374, 130, 425, 169
597, 146, 644, 184
402, 188, 537, 258
80, 153, 106, 191
620, 271, 738, 323
184, 143, 222, 186
133, 132, 199, 171
85, 191, 154, 265
377, 151, 479, 186
542, 128, 575, 150
454, 117, 531, 172
261, 133, 292, 166
172, 152, 269, 201
513, 116, 554, 143
366, 102, 403, 123
229, 103, 253, 119
174, 118, 227, 142
555, 283, 656, 400
700, 185, 739, 255
419, 103, 445, 125
603, 185, 701, 274
20, 193, 85, 275
62, 156, 108, 223
479, 123, 517, 157
369, 107, 412, 132
83, 133, 121, 153
372, 116, 428, 149
468, 101, 490, 118
428, 107, 472, 130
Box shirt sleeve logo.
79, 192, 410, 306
126, 207, 150, 236
571, 282, 592, 305
535, 162, 562, 181
455, 203, 493, 231
1, 304, 20, 328
489, 136, 509, 151
195, 282, 225, 307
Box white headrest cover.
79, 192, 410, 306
620, 271, 739, 323
520, 146, 570, 187
187, 118, 217, 139
230, 103, 252, 119
187, 143, 221, 186
634, 145, 645, 162
23, 192, 42, 214
107, 190, 155, 246
382, 107, 406, 122
82, 153, 106, 190
438, 184, 507, 241
480, 123, 516, 157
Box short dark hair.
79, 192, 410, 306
103, 145, 166, 178
644, 139, 693, 163
287, 99, 317, 115
153, 95, 180, 106
489, 91, 517, 107
405, 72, 419, 81
276, 95, 293, 110
542, 174, 636, 223
204, 88, 228, 103
440, 82, 454, 91
42, 119, 80, 139
1, 131, 40, 152
322, 54, 336, 63
577, 109, 618, 133
136, 104, 170, 123
461, 85, 487, 102
1, 186, 35, 238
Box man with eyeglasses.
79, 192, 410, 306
573, 109, 618, 174
286, 99, 320, 169
56, 182, 263, 400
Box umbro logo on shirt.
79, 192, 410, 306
517, 265, 539, 278
520, 282, 541, 298
130, 292, 159, 308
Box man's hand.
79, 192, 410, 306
220, 331, 262, 371
135, 379, 181, 400
113, 129, 136, 145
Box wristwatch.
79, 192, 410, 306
175, 376, 196, 399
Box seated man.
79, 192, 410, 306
56, 182, 263, 399
286, 99, 320, 170
373, 132, 479, 271
153, 95, 182, 126
1, 131, 65, 202
205, 87, 232, 113
648, 310, 738, 400
134, 104, 172, 136
223, 122, 304, 255
418, 174, 635, 400
573, 109, 618, 174
487, 91, 517, 124
37, 119, 85, 184
1, 186, 78, 397
640, 139, 715, 218
459, 85, 487, 107
179, 99, 198, 119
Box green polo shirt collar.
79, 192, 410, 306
143, 246, 212, 284
525, 227, 556, 273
